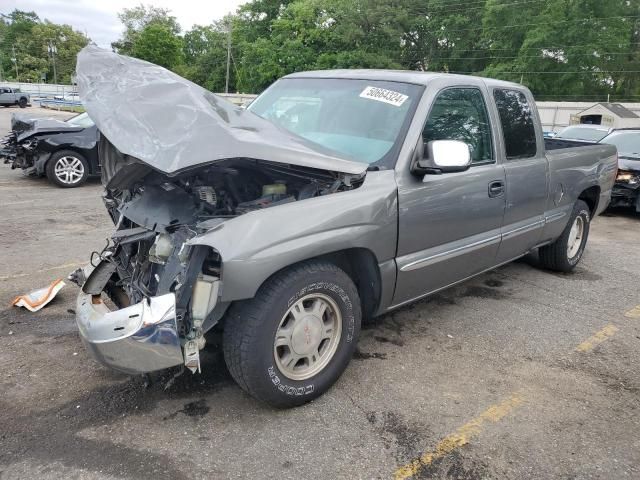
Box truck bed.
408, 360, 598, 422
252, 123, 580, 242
544, 137, 598, 151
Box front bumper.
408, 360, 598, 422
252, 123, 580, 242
611, 182, 640, 211
76, 291, 184, 374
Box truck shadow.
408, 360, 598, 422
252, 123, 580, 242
601, 206, 640, 220
1, 347, 233, 479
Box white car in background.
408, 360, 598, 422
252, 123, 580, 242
555, 125, 613, 143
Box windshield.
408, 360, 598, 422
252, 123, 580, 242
600, 131, 640, 158
556, 125, 610, 142
248, 78, 423, 166
66, 112, 94, 128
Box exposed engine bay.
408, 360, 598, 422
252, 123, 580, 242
75, 155, 362, 373
72, 45, 369, 376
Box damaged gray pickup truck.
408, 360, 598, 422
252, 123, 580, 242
72, 46, 617, 407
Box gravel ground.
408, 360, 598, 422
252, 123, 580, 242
0, 106, 639, 480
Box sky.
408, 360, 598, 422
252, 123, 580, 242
2, 0, 248, 48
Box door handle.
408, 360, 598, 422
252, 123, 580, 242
488, 180, 505, 198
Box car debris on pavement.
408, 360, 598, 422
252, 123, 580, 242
11, 279, 65, 312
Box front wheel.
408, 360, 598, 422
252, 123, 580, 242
539, 200, 591, 272
223, 260, 361, 408
18, 97, 28, 108
46, 150, 89, 187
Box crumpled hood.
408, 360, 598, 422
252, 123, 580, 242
76, 46, 367, 177
11, 113, 83, 142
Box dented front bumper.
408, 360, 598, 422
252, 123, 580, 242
75, 291, 184, 374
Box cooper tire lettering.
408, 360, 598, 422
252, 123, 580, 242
223, 260, 361, 407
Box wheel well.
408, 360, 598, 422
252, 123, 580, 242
46, 149, 88, 168
314, 248, 382, 320
578, 186, 600, 216
40, 149, 68, 177
249, 248, 383, 321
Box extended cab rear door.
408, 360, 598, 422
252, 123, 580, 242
489, 87, 548, 263
392, 80, 506, 307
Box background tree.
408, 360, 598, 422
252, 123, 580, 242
481, 0, 638, 101
2, 0, 639, 100
111, 4, 180, 56
181, 22, 232, 92
131, 23, 183, 69
0, 9, 88, 83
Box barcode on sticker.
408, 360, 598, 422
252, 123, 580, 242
359, 86, 408, 107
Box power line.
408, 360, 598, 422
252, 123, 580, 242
433, 42, 640, 53
419, 15, 640, 34
424, 0, 634, 15
435, 51, 637, 60
430, 0, 550, 14
429, 0, 544, 11
447, 70, 640, 74
536, 97, 640, 99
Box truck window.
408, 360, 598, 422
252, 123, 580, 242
423, 88, 493, 164
493, 89, 537, 159
249, 78, 423, 167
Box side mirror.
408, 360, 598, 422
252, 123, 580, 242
411, 139, 472, 175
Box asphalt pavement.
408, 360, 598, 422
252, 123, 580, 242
0, 106, 639, 480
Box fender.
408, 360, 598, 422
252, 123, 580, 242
188, 170, 399, 302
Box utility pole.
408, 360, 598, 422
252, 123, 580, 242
48, 41, 58, 84
225, 19, 231, 94
11, 45, 19, 81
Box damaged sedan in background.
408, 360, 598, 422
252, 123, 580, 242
599, 129, 640, 212
1, 112, 99, 187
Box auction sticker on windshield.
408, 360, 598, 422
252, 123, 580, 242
359, 86, 408, 107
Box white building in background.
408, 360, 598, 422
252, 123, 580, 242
568, 103, 640, 129
536, 101, 640, 133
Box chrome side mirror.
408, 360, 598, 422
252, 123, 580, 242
412, 139, 472, 175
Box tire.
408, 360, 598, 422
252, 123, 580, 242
18, 97, 28, 108
539, 200, 590, 272
45, 150, 90, 188
223, 260, 361, 408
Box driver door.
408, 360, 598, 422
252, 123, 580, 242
393, 86, 506, 306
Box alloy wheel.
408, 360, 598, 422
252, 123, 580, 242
54, 156, 85, 185
274, 293, 342, 381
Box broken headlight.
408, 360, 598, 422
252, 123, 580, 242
20, 138, 38, 151
616, 170, 640, 185
148, 233, 174, 264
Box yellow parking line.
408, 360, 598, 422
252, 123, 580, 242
393, 302, 634, 478
575, 324, 619, 352
624, 305, 640, 319
394, 392, 523, 480
0, 261, 84, 282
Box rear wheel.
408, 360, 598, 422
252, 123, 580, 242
539, 200, 590, 272
45, 150, 89, 188
223, 260, 361, 408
